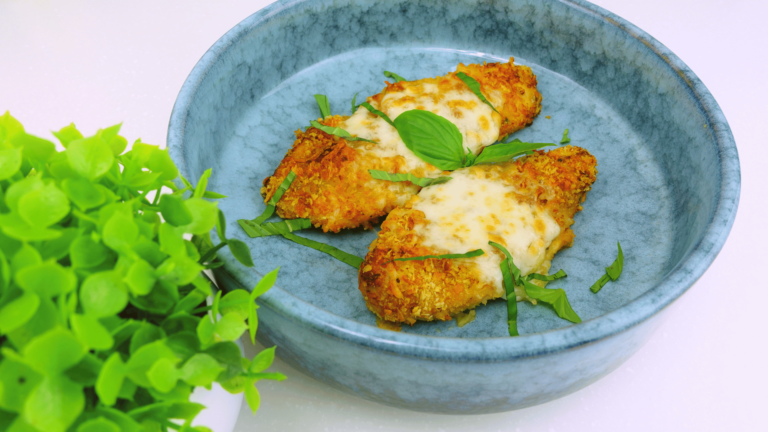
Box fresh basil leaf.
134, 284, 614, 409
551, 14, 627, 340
252, 171, 296, 225
455, 72, 499, 114
368, 170, 452, 187
281, 232, 363, 269
314, 94, 331, 119
394, 249, 484, 262
238, 218, 312, 238
605, 242, 623, 281
360, 102, 394, 127
309, 120, 376, 144
522, 279, 581, 323
473, 141, 555, 165
560, 128, 571, 144
525, 269, 567, 282
351, 92, 358, 113
393, 110, 465, 171
383, 71, 406, 82
227, 239, 254, 267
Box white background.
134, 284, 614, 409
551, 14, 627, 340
1, 0, 766, 430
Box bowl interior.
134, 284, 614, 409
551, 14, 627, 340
171, 0, 734, 340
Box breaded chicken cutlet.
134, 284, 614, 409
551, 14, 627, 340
262, 59, 542, 232
358, 146, 598, 325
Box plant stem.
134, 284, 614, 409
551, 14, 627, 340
198, 241, 227, 265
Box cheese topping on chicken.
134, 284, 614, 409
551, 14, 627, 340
411, 168, 561, 296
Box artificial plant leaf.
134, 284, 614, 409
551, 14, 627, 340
22, 327, 86, 374
179, 354, 224, 387
124, 258, 156, 296
15, 261, 76, 297
17, 182, 70, 228
0, 148, 22, 180
0, 356, 44, 412
244, 382, 260, 414
0, 292, 40, 333
227, 238, 254, 267
95, 353, 126, 407
159, 194, 193, 227
80, 271, 128, 318
22, 375, 84, 432
182, 198, 218, 235
70, 235, 109, 268
124, 341, 179, 388
71, 314, 114, 350
39, 227, 78, 260
147, 358, 179, 393
52, 123, 83, 148
76, 417, 120, 432
219, 289, 250, 320
249, 346, 276, 374
66, 135, 114, 180
213, 313, 248, 342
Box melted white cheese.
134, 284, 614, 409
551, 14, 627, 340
340, 80, 502, 172
411, 169, 561, 296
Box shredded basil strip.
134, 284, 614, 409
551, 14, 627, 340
526, 269, 567, 282
238, 218, 312, 238
251, 171, 296, 225
473, 141, 556, 165
314, 94, 331, 118
522, 279, 582, 323
455, 72, 500, 114
499, 257, 519, 336
591, 242, 623, 292
351, 92, 359, 113
605, 242, 623, 280
560, 128, 571, 144
360, 102, 395, 127
488, 241, 521, 282
310, 120, 376, 144
281, 232, 364, 269
590, 274, 611, 293
383, 70, 406, 82
368, 170, 452, 188
394, 249, 484, 262
394, 110, 465, 171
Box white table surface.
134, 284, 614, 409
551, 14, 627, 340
2, 1, 765, 430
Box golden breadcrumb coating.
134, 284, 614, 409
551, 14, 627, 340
358, 146, 598, 325
262, 58, 542, 232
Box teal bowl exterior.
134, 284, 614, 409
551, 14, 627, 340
168, 0, 740, 413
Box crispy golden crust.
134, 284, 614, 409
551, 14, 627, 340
262, 59, 542, 232
358, 146, 597, 324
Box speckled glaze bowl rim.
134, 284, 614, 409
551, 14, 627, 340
168, 0, 740, 361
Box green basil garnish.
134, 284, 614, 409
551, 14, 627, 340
281, 232, 363, 269
525, 269, 567, 282
490, 241, 580, 328
314, 94, 331, 118
238, 218, 312, 238
360, 102, 395, 127
310, 120, 376, 144
393, 249, 484, 262
383, 71, 406, 82
393, 110, 465, 171
591, 242, 623, 292
351, 92, 359, 113
473, 141, 555, 165
455, 72, 500, 114
522, 279, 582, 323
368, 170, 452, 187
560, 128, 571, 144
489, 241, 520, 336
251, 171, 296, 225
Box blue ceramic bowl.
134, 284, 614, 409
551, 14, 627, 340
168, 0, 740, 413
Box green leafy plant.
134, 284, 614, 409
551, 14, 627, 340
0, 112, 284, 432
